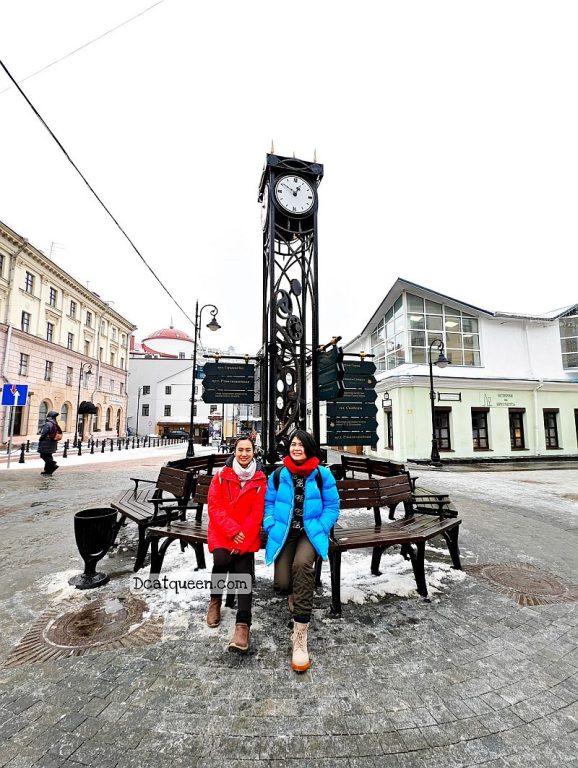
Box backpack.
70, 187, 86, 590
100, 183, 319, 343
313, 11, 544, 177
273, 465, 323, 493
50, 421, 63, 441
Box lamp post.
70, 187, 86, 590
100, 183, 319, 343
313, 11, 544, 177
428, 339, 449, 466
187, 301, 221, 458
73, 362, 93, 448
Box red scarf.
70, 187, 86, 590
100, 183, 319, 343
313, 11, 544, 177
283, 455, 320, 476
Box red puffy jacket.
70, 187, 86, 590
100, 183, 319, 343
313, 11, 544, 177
207, 465, 266, 553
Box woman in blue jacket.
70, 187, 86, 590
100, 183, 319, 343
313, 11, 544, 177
264, 430, 339, 672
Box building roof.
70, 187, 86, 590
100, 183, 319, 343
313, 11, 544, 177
142, 326, 193, 342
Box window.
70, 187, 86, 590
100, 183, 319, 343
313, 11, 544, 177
434, 408, 451, 450
49, 287, 57, 307
70, 300, 77, 319
86, 311, 92, 328
67, 332, 74, 350
210, 404, 218, 413
407, 293, 481, 367
112, 327, 117, 341
164, 405, 171, 417
142, 385, 150, 395
371, 295, 404, 371
193, 405, 197, 417
560, 312, 578, 369
98, 376, 102, 389
165, 386, 172, 395
384, 408, 393, 449
179, 352, 185, 359
99, 347, 103, 361
24, 271, 34, 294
66, 366, 73, 386
21, 311, 31, 332
471, 408, 490, 449
44, 360, 53, 381
46, 322, 54, 342
110, 379, 114, 393
84, 340, 90, 355
509, 409, 526, 450
101, 320, 107, 337
19, 353, 29, 376
121, 334, 126, 346
120, 382, 124, 396
120, 357, 124, 370
60, 403, 69, 431
142, 404, 149, 416
0, 253, 3, 275
105, 407, 112, 431
110, 352, 115, 367
544, 409, 560, 449
37, 401, 48, 433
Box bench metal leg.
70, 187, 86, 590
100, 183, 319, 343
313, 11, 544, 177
149, 536, 175, 575
110, 514, 126, 546
134, 527, 151, 572
442, 526, 462, 570
314, 556, 322, 587
193, 543, 206, 571
329, 550, 342, 615
370, 546, 386, 576
406, 542, 428, 598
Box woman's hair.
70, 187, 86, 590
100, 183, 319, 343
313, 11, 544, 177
284, 429, 318, 459
234, 435, 255, 450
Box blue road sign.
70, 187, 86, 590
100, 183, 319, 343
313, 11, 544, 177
1, 383, 29, 406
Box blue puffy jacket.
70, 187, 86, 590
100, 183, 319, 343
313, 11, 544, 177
263, 465, 340, 565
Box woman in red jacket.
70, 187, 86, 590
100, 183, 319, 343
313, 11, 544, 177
206, 436, 266, 653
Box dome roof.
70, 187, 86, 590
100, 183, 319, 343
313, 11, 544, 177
142, 326, 192, 342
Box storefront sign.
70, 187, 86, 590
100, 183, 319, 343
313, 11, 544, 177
480, 392, 518, 408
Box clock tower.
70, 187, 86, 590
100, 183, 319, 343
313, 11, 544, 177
258, 152, 324, 462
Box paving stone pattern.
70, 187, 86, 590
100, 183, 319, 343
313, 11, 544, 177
0, 458, 577, 766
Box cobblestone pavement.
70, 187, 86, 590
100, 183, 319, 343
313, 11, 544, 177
0, 454, 577, 767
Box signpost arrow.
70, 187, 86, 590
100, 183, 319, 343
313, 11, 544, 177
342, 374, 377, 388
327, 402, 378, 418
327, 417, 378, 431
326, 432, 379, 446
342, 360, 377, 375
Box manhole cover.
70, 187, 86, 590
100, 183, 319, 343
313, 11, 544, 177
465, 563, 578, 606
2, 595, 163, 668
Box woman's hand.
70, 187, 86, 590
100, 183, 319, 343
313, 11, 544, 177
232, 532, 245, 544
230, 548, 240, 555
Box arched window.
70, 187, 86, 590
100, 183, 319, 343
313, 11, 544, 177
60, 403, 69, 431
37, 400, 50, 432
105, 407, 112, 431
94, 405, 101, 431
116, 408, 122, 436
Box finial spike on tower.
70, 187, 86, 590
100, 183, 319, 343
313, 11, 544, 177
313, 147, 317, 162
270, 139, 275, 153
293, 150, 296, 158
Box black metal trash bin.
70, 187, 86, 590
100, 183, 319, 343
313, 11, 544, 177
69, 507, 117, 589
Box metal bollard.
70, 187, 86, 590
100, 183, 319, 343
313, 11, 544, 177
101, 439, 105, 453
90, 440, 95, 455
110, 439, 114, 452
63, 440, 68, 459
19, 444, 25, 463
78, 441, 82, 456
132, 437, 135, 449
125, 438, 129, 450
26, 440, 30, 453
137, 438, 140, 448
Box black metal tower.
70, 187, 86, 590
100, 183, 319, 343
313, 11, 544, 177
258, 153, 324, 463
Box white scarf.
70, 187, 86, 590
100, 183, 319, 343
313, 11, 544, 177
233, 458, 256, 486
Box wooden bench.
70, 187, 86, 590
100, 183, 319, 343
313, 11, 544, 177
111, 466, 195, 572
341, 454, 419, 492
329, 475, 462, 614
166, 453, 228, 474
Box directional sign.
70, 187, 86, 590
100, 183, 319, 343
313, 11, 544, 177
316, 347, 344, 401
326, 432, 379, 446
342, 374, 377, 388
327, 417, 378, 431
327, 402, 378, 418
202, 363, 255, 404
339, 359, 376, 375
1, 384, 29, 406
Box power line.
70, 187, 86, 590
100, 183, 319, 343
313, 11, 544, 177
0, 56, 196, 328
0, 1, 166, 96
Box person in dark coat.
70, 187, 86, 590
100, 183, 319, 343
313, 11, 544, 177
37, 410, 60, 475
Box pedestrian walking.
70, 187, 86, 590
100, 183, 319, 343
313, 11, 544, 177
264, 430, 340, 672
206, 436, 266, 653
37, 410, 62, 476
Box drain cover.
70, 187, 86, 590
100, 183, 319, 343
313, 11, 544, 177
2, 595, 163, 668
465, 563, 578, 606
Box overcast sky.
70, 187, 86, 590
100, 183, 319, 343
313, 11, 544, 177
1, 1, 577, 352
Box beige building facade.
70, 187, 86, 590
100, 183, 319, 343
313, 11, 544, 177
0, 220, 136, 444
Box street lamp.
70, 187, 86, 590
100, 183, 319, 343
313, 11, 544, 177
73, 363, 93, 448
187, 301, 221, 458
428, 339, 449, 466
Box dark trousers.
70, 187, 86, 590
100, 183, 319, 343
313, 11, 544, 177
273, 529, 317, 623
211, 549, 254, 626
40, 453, 57, 473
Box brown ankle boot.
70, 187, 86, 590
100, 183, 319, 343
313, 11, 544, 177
228, 623, 250, 653
206, 597, 222, 627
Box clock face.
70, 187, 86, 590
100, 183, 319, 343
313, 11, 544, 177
274, 175, 315, 215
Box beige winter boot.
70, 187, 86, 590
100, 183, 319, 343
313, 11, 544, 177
206, 596, 222, 628
291, 621, 311, 672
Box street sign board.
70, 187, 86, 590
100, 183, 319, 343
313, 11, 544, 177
339, 359, 376, 375
1, 383, 28, 406
327, 417, 378, 431
318, 381, 343, 401
316, 346, 344, 401
326, 432, 378, 446
327, 402, 378, 418
202, 363, 255, 404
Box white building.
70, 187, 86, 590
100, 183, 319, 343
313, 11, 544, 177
332, 278, 578, 462
0, 220, 136, 443
127, 327, 256, 441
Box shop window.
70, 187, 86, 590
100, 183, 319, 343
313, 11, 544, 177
105, 407, 112, 431
142, 404, 149, 417
37, 401, 49, 432
60, 403, 69, 431
471, 408, 490, 450
509, 409, 526, 449
210, 404, 218, 413
434, 408, 451, 450
543, 409, 560, 449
